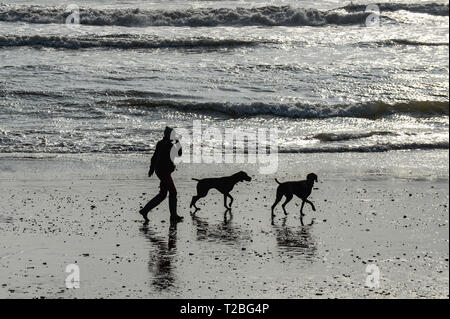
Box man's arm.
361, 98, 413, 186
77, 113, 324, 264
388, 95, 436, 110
148, 143, 160, 177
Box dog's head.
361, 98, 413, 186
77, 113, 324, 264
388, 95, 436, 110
235, 171, 252, 182
307, 173, 318, 182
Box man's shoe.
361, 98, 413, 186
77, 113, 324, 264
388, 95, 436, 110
139, 209, 149, 223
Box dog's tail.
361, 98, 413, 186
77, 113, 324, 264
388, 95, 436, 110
192, 178, 201, 181
275, 178, 281, 185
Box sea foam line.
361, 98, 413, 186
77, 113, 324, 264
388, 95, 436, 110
1, 4, 439, 27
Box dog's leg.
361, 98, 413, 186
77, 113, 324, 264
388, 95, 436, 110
191, 195, 206, 214
305, 199, 316, 211
190, 195, 201, 209
300, 200, 306, 216
190, 196, 196, 208
223, 194, 229, 210
271, 190, 283, 216
281, 194, 293, 215
227, 194, 234, 208
300, 201, 306, 226
191, 186, 209, 211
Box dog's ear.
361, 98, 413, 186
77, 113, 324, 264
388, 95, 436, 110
307, 173, 318, 182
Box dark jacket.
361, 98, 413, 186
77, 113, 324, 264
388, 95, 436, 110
149, 138, 182, 176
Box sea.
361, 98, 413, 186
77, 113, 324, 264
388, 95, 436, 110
0, 0, 448, 155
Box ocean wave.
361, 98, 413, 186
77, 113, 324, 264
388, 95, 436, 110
1, 141, 447, 154
0, 89, 67, 99
3, 86, 449, 119
0, 34, 270, 50
360, 39, 450, 47
11, 34, 447, 52
341, 2, 449, 16
311, 131, 395, 142
116, 98, 449, 119
279, 142, 449, 153
0, 4, 389, 27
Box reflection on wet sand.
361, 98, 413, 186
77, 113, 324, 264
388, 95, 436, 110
0, 214, 13, 223
140, 223, 178, 291
272, 218, 317, 262
191, 213, 252, 245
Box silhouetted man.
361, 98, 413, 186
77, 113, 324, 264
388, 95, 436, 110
140, 126, 183, 223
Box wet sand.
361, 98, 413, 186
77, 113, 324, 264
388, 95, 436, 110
0, 151, 448, 298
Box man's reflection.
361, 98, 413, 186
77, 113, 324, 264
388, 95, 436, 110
140, 222, 178, 291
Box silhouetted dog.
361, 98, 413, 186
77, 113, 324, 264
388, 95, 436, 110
271, 173, 318, 223
190, 171, 252, 212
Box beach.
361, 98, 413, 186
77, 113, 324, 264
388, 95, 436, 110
0, 150, 448, 299
0, 0, 449, 300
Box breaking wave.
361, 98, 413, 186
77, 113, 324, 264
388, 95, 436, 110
280, 142, 450, 153
115, 98, 449, 119
340, 2, 449, 16
0, 3, 447, 28
0, 34, 271, 50
0, 4, 393, 27
1, 138, 447, 154
360, 38, 450, 47
311, 131, 395, 142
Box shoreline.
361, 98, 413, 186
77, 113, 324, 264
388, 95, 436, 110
0, 150, 448, 298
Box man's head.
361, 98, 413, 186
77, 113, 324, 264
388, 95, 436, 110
164, 126, 173, 140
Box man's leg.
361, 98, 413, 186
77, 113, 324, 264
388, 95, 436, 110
140, 179, 169, 221
166, 175, 183, 222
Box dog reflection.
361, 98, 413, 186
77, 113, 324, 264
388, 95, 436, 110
272, 218, 317, 261
191, 214, 251, 244
140, 223, 178, 291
